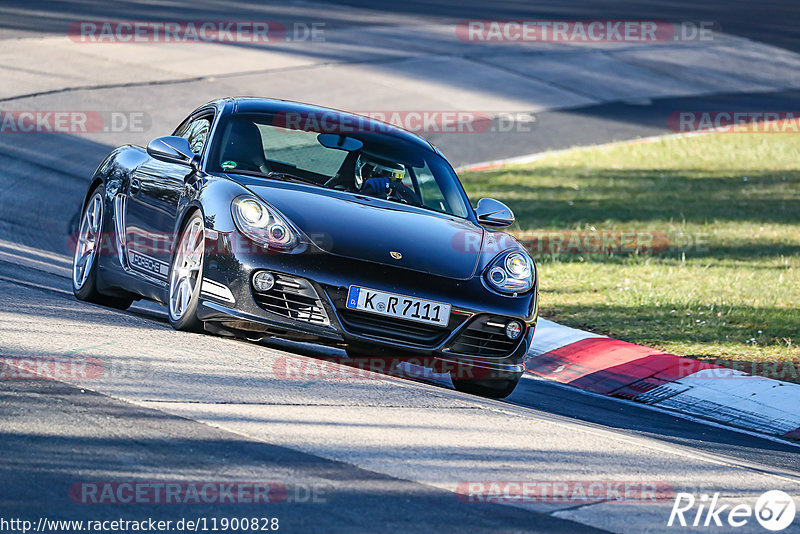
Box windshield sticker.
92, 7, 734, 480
221, 160, 237, 170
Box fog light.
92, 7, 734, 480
253, 271, 275, 292
506, 321, 523, 340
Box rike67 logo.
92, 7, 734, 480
668, 490, 796, 531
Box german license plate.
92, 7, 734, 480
345, 286, 450, 327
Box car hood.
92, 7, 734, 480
246, 184, 484, 280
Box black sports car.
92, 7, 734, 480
72, 97, 538, 398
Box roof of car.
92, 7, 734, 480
204, 97, 438, 153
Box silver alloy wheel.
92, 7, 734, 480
73, 193, 103, 290
169, 217, 204, 320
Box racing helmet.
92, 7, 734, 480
354, 153, 405, 189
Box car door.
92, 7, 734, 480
125, 112, 213, 281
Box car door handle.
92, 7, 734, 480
130, 177, 141, 194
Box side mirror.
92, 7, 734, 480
475, 198, 515, 228
147, 136, 196, 167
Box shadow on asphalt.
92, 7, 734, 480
313, 0, 800, 54
0, 380, 601, 534
0, 104, 797, 492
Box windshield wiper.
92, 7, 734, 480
263, 171, 323, 187
223, 169, 324, 188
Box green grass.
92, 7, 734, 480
460, 132, 800, 378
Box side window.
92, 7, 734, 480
178, 116, 211, 155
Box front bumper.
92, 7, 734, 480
197, 232, 537, 374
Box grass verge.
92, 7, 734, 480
460, 131, 800, 381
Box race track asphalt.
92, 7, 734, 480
0, 2, 798, 532
0, 125, 798, 533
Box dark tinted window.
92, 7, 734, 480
209, 112, 470, 218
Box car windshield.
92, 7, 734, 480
208, 112, 471, 218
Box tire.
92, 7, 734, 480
72, 185, 133, 310
167, 211, 205, 332
451, 370, 522, 399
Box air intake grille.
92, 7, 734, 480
448, 315, 523, 358
253, 274, 329, 326
338, 309, 464, 348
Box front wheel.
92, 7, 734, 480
168, 211, 205, 332
72, 185, 133, 310
451, 370, 522, 399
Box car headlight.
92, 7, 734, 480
485, 251, 535, 294
232, 196, 298, 251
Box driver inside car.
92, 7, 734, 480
355, 154, 420, 204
